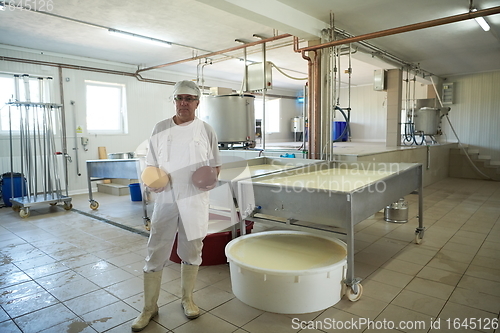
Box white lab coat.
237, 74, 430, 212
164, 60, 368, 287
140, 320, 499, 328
144, 117, 220, 270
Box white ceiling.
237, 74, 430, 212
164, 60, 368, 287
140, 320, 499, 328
0, 0, 499, 92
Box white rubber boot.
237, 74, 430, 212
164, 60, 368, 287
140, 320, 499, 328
181, 264, 200, 319
131, 270, 163, 332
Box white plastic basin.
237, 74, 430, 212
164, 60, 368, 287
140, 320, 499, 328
225, 230, 347, 314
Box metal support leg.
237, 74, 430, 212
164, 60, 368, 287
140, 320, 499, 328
415, 167, 425, 244
344, 193, 363, 301
86, 162, 99, 210
142, 187, 151, 231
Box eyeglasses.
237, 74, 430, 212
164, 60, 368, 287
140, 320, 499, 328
174, 96, 199, 102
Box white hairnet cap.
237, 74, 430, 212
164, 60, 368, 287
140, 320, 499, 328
172, 80, 201, 97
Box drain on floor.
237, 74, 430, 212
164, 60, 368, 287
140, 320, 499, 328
71, 208, 149, 237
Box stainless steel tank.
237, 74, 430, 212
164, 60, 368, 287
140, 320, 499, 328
384, 198, 409, 223
199, 94, 255, 143
413, 107, 440, 135
291, 117, 304, 133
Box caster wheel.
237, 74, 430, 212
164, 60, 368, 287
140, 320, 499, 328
19, 208, 30, 218
12, 206, 21, 212
63, 203, 73, 210
144, 219, 151, 231
89, 201, 99, 210
415, 229, 425, 244
346, 283, 363, 302
50, 202, 57, 206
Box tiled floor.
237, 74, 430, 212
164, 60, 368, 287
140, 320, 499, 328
1, 177, 499, 333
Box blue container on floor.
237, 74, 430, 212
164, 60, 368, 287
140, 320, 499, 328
1, 174, 27, 207
129, 183, 142, 202
332, 121, 348, 141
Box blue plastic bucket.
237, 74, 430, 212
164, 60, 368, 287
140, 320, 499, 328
128, 183, 142, 202
332, 121, 348, 141
1, 174, 27, 207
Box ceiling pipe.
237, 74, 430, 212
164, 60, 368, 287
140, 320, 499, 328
293, 6, 500, 158
135, 34, 292, 74
1, 56, 177, 85
295, 6, 500, 53
1, 55, 297, 100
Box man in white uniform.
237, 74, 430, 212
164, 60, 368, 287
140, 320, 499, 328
132, 80, 221, 331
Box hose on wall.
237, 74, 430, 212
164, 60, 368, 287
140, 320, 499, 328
430, 77, 498, 181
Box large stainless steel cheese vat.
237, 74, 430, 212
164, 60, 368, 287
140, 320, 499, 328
414, 107, 440, 135
199, 94, 255, 144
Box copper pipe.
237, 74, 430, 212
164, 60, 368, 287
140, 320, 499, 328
296, 6, 500, 52
293, 36, 301, 52
300, 50, 313, 158
136, 33, 292, 74
296, 35, 322, 159
313, 50, 321, 160
300, 48, 322, 159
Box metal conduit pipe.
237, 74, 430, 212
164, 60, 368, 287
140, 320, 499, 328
333, 28, 422, 70
2, 56, 297, 101
347, 38, 413, 69
136, 34, 292, 74
0, 56, 177, 85
296, 6, 500, 53
57, 66, 70, 196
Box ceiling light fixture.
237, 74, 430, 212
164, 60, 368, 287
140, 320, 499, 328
108, 28, 172, 47
471, 8, 491, 31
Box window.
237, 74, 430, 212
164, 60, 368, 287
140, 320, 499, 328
0, 76, 15, 132
254, 98, 280, 133
86, 81, 127, 134
0, 75, 52, 133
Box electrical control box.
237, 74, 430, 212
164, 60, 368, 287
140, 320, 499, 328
373, 69, 387, 91
442, 82, 454, 105
247, 61, 272, 92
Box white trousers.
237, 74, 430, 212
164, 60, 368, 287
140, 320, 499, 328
144, 201, 204, 272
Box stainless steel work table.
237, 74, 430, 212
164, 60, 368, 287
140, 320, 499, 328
213, 157, 324, 235
236, 161, 425, 301
218, 156, 323, 191
85, 159, 149, 227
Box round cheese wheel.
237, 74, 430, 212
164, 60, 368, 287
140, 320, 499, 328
141, 166, 169, 188
192, 166, 217, 190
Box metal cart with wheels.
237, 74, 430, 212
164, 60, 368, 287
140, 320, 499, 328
85, 159, 150, 229
5, 101, 72, 218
